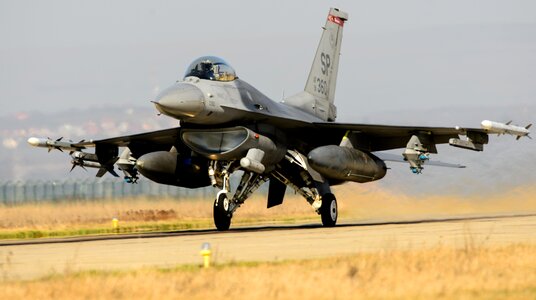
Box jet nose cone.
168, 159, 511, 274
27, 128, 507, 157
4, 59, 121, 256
154, 84, 205, 118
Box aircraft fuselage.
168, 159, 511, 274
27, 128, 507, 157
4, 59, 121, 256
154, 77, 322, 127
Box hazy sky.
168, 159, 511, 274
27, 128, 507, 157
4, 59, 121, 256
1, 0, 535, 193
1, 0, 535, 123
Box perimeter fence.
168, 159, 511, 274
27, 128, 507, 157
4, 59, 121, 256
0, 179, 215, 204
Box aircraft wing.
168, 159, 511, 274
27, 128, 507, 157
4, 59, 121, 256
53, 127, 182, 179
27, 127, 183, 178
216, 105, 490, 153
312, 122, 489, 153
72, 127, 181, 148
42, 120, 487, 156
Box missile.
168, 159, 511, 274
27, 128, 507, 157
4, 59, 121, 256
27, 137, 84, 152
71, 159, 102, 170
480, 120, 531, 140
71, 151, 99, 162
70, 156, 120, 177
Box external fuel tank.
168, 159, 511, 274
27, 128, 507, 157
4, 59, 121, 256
308, 145, 386, 183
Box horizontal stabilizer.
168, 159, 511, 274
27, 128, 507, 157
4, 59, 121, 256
374, 152, 465, 169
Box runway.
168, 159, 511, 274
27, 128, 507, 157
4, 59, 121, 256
1, 214, 535, 281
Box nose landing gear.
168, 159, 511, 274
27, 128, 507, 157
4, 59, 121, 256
210, 161, 268, 231
213, 192, 232, 231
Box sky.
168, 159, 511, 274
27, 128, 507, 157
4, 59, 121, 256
0, 0, 535, 194
1, 0, 535, 123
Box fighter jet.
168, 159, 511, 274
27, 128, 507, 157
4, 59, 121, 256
28, 8, 530, 230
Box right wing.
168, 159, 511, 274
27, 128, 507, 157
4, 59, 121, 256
29, 127, 182, 178
73, 127, 181, 149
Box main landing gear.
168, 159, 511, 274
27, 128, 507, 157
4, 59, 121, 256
319, 192, 337, 227
208, 156, 339, 231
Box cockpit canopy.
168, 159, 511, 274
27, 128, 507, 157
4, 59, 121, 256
184, 56, 237, 82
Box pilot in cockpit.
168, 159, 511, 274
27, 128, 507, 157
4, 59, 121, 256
184, 56, 237, 82
190, 61, 215, 80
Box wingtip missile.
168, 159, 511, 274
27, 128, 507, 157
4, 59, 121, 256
480, 120, 531, 140
27, 137, 85, 151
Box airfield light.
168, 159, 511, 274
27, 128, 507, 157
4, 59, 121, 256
200, 242, 212, 268
112, 217, 119, 232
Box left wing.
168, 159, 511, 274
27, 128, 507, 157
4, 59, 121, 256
312, 122, 488, 153
311, 122, 492, 174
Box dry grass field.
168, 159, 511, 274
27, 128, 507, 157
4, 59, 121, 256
0, 185, 534, 298
0, 195, 316, 239
0, 243, 534, 299
0, 183, 534, 239
335, 183, 536, 220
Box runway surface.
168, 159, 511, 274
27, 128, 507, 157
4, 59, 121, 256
1, 214, 535, 281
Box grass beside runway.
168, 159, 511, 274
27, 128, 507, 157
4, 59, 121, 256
0, 196, 319, 240
0, 184, 535, 240
1, 243, 535, 299
0, 217, 320, 240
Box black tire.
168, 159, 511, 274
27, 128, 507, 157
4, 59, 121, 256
213, 193, 232, 231
320, 193, 337, 227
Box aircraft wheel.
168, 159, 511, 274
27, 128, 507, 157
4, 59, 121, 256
320, 193, 337, 227
213, 192, 232, 231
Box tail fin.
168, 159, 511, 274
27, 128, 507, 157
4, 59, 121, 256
524, 124, 532, 140
284, 8, 348, 121
305, 8, 347, 105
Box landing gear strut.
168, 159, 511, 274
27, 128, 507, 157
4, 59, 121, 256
271, 166, 338, 227
209, 154, 339, 230
210, 161, 268, 231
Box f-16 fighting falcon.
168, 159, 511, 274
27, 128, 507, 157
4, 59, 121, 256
28, 8, 530, 230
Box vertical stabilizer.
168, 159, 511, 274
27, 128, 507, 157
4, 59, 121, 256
305, 8, 347, 104
284, 8, 348, 121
